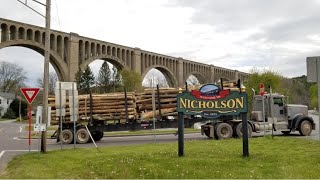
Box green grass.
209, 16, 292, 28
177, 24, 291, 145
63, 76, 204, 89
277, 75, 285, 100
0, 118, 15, 121
104, 128, 200, 136
1, 137, 319, 179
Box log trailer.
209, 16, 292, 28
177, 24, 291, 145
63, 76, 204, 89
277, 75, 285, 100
201, 92, 316, 139
51, 88, 205, 144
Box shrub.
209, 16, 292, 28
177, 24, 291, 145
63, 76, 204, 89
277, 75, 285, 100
3, 108, 17, 119
9, 98, 28, 117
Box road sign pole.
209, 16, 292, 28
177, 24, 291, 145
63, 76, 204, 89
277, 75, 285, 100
20, 88, 41, 153
28, 104, 32, 152
242, 112, 249, 157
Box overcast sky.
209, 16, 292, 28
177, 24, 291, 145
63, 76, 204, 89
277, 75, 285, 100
1, 0, 320, 86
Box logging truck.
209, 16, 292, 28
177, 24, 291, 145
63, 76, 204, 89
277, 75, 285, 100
201, 92, 316, 139
52, 82, 315, 144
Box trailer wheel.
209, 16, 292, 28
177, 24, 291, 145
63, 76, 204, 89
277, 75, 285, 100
215, 123, 233, 139
60, 129, 73, 144
234, 123, 252, 138
76, 128, 90, 144
92, 131, 104, 141
299, 120, 312, 136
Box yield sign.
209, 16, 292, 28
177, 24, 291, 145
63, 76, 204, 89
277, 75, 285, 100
20, 88, 41, 104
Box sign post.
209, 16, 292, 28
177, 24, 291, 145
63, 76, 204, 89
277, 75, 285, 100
307, 57, 320, 141
20, 88, 41, 152
178, 112, 184, 156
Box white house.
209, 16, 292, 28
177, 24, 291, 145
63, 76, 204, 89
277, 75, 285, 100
0, 92, 15, 117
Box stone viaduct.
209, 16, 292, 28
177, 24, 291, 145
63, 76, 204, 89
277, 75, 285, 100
0, 18, 249, 87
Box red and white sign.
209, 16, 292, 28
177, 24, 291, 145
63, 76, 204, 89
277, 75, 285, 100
20, 88, 41, 104
259, 83, 265, 96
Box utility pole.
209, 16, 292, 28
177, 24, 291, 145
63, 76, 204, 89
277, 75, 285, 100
17, 0, 50, 153
41, 0, 51, 153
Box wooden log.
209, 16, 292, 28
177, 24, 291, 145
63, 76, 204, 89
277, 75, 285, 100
91, 108, 136, 113
92, 114, 135, 120
136, 98, 176, 103
78, 100, 135, 106
142, 103, 176, 110
51, 110, 136, 116
142, 108, 176, 119
140, 94, 177, 98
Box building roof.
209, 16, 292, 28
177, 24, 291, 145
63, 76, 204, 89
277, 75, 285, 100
0, 92, 16, 99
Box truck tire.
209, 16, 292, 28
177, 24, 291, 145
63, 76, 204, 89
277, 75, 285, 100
60, 129, 73, 144
76, 128, 90, 144
215, 123, 233, 139
281, 131, 291, 135
299, 120, 312, 136
92, 130, 104, 141
234, 123, 252, 138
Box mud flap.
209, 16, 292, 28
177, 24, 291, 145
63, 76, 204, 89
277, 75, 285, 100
209, 125, 214, 138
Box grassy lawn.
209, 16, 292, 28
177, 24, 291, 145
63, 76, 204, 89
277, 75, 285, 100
105, 128, 200, 136
1, 136, 319, 179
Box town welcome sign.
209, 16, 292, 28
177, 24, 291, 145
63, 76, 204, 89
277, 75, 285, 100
177, 84, 248, 118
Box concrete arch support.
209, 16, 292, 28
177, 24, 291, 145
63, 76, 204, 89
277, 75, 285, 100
0, 40, 68, 81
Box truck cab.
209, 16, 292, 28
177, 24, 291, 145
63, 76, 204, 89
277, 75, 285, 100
251, 93, 315, 135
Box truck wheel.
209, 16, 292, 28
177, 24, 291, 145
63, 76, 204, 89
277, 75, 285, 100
299, 120, 312, 136
215, 123, 233, 139
76, 128, 90, 144
60, 129, 73, 144
281, 131, 291, 135
92, 131, 104, 141
234, 123, 252, 138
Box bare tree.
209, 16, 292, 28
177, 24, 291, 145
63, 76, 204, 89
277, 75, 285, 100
143, 70, 168, 88
0, 61, 26, 92
36, 72, 58, 95
186, 75, 199, 85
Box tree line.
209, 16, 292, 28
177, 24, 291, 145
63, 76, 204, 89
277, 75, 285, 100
75, 61, 142, 94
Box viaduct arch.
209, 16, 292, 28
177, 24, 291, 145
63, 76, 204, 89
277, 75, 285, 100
0, 18, 249, 87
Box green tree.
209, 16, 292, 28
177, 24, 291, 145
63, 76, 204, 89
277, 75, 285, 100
81, 65, 95, 94
279, 76, 310, 106
120, 69, 142, 92
9, 98, 28, 117
97, 61, 111, 93
112, 66, 121, 92
309, 84, 317, 109
74, 67, 84, 90
244, 69, 282, 114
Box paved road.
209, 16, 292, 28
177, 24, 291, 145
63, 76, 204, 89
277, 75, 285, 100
0, 113, 319, 174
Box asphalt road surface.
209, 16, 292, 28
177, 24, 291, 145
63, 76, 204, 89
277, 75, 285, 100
0, 113, 319, 174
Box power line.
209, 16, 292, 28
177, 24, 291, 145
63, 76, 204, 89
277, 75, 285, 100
54, 0, 62, 30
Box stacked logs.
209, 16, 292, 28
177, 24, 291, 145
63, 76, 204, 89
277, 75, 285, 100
136, 88, 179, 120
48, 92, 137, 125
